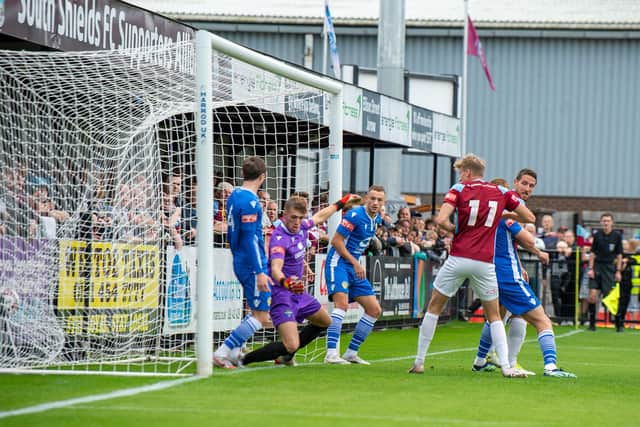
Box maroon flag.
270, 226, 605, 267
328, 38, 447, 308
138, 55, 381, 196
467, 16, 496, 91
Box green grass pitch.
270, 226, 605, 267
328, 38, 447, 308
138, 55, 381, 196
1, 322, 638, 427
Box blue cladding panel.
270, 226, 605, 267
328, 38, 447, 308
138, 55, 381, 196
198, 25, 640, 197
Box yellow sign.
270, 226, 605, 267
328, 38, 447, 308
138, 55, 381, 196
58, 240, 160, 310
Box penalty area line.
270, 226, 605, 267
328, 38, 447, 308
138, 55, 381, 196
0, 375, 203, 420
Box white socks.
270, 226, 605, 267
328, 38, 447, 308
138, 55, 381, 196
415, 312, 439, 365
507, 317, 527, 367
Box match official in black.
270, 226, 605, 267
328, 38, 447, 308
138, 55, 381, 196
587, 213, 623, 331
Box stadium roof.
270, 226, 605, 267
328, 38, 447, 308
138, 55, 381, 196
127, 0, 640, 29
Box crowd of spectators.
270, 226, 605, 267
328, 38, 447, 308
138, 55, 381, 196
531, 214, 640, 324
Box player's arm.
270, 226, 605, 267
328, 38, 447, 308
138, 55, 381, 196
311, 194, 362, 225
331, 231, 366, 279
269, 255, 304, 294
511, 204, 535, 224
514, 225, 549, 265
433, 203, 456, 233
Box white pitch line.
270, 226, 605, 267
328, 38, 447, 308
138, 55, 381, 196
0, 328, 584, 418
0, 375, 203, 420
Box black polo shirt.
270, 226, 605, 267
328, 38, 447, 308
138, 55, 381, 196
591, 229, 623, 264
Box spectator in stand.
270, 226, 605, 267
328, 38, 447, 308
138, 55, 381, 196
29, 178, 69, 239
169, 171, 185, 209
379, 204, 392, 228
587, 213, 623, 331
367, 226, 387, 256
265, 200, 278, 225
396, 206, 411, 225
130, 176, 159, 243
386, 227, 413, 257
258, 190, 272, 229
0, 197, 6, 236
264, 200, 279, 251
412, 216, 426, 236
161, 185, 182, 247
559, 229, 585, 322
214, 181, 233, 245
556, 225, 568, 244
425, 218, 437, 232
537, 214, 558, 315
538, 214, 559, 250
406, 228, 424, 255
110, 183, 137, 243
579, 228, 594, 324
180, 181, 198, 245
91, 176, 113, 241
552, 240, 571, 322
1, 167, 36, 237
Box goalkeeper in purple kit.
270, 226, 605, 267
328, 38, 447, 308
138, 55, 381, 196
239, 193, 361, 366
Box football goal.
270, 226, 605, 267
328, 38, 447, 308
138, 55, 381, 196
0, 30, 343, 377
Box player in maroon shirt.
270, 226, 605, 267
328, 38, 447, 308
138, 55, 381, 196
409, 154, 535, 377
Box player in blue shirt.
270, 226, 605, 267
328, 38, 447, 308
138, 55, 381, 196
238, 193, 361, 367
324, 185, 385, 365
213, 157, 272, 369
471, 171, 576, 378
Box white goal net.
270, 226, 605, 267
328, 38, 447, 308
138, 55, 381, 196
0, 33, 342, 376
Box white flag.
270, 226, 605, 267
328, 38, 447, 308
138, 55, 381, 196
324, 0, 341, 79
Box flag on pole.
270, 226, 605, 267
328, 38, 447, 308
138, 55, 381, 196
324, 0, 341, 79
467, 16, 495, 91
576, 224, 592, 247
602, 283, 620, 315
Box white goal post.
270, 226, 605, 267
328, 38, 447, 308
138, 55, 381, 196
0, 30, 343, 377
194, 31, 344, 376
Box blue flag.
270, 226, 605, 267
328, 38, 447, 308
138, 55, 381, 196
324, 0, 341, 79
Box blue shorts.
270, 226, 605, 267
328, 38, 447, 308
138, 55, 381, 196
234, 268, 271, 311
498, 280, 540, 316
325, 261, 374, 303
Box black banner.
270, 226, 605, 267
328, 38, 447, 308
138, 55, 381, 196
361, 89, 380, 139
0, 0, 193, 52
411, 106, 433, 152
369, 256, 413, 318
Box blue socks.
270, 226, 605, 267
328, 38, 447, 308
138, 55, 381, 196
538, 329, 557, 370
223, 315, 262, 350
476, 321, 493, 359
347, 314, 377, 353
326, 308, 346, 354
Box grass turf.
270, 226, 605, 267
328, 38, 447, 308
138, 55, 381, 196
1, 322, 638, 427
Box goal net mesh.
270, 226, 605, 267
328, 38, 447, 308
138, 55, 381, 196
0, 40, 331, 375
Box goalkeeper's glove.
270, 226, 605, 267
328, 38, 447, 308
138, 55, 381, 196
280, 277, 305, 294
334, 194, 361, 210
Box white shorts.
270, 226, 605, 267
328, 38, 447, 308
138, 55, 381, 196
433, 255, 499, 301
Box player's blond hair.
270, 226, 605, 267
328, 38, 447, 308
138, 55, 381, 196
490, 177, 508, 188
285, 196, 308, 213
453, 154, 485, 177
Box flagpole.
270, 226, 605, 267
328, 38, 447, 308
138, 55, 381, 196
461, 0, 469, 155
322, 1, 328, 75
